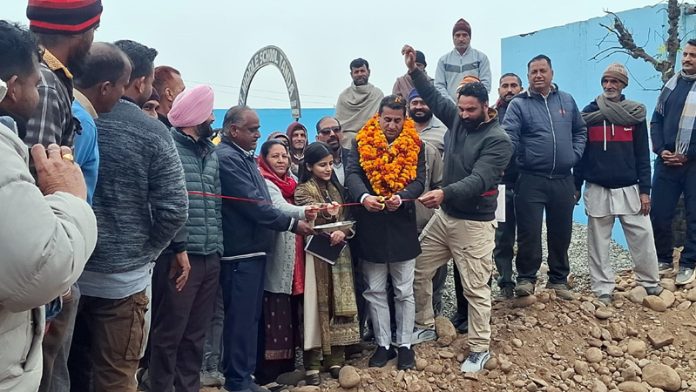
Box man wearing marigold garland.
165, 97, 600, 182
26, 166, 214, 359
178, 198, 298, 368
345, 95, 426, 370
402, 44, 512, 373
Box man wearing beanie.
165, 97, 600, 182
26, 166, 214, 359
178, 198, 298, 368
69, 40, 187, 392
24, 2, 101, 391
393, 50, 432, 99
24, 0, 102, 148
574, 63, 662, 304
148, 85, 224, 392
651, 39, 696, 285
435, 18, 492, 101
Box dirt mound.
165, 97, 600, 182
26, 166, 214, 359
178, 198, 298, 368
299, 272, 696, 392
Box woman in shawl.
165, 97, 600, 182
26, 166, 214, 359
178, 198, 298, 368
294, 142, 360, 385
256, 139, 318, 384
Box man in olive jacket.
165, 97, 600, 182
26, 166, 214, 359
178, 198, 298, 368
402, 44, 512, 373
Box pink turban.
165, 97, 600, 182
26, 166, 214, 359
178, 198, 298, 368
168, 85, 215, 128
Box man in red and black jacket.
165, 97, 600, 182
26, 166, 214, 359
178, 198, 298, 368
574, 63, 662, 305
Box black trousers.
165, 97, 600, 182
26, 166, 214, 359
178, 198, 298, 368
515, 173, 575, 285
149, 253, 220, 392
494, 185, 517, 288
220, 256, 266, 392
651, 160, 696, 268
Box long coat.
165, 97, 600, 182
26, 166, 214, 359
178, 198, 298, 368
345, 138, 426, 263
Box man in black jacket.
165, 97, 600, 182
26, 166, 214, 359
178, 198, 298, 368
315, 116, 351, 186
492, 73, 523, 299
575, 63, 662, 304
502, 55, 587, 299
345, 95, 425, 370
402, 45, 512, 373
216, 106, 314, 392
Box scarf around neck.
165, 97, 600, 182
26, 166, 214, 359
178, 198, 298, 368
655, 70, 696, 154
257, 156, 297, 202
582, 94, 646, 126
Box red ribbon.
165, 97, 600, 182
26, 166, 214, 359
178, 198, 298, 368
187, 191, 419, 210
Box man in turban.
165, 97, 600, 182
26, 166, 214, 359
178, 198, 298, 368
147, 85, 224, 392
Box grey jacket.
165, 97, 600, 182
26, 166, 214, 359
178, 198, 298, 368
264, 179, 307, 294
89, 99, 188, 273
171, 129, 223, 256
435, 48, 492, 100
0, 121, 97, 391
502, 87, 587, 177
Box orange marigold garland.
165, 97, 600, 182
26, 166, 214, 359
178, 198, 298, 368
356, 114, 421, 197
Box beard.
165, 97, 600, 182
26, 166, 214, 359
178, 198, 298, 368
196, 122, 214, 139
410, 109, 433, 124
461, 114, 485, 130
353, 76, 368, 86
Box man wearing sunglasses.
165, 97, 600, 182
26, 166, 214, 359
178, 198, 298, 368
315, 116, 350, 186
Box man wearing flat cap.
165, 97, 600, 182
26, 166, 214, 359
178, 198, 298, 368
435, 18, 492, 100
147, 85, 224, 392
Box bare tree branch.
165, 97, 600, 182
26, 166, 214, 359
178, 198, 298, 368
594, 2, 681, 85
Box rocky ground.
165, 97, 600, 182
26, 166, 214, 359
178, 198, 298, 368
202, 224, 696, 392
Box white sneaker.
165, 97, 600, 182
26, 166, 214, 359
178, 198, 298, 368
411, 328, 437, 345
676, 267, 696, 285
460, 351, 491, 373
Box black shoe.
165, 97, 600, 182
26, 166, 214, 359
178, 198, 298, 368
500, 286, 514, 299
397, 346, 415, 370
305, 371, 320, 386
329, 366, 341, 379
368, 346, 396, 367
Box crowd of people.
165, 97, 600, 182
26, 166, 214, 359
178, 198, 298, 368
2, 2, 696, 392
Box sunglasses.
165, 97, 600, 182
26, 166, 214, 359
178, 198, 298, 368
318, 126, 342, 136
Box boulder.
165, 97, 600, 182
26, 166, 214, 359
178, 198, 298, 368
617, 381, 648, 392
659, 290, 676, 308
642, 296, 667, 312
642, 363, 681, 391
585, 347, 603, 363
513, 295, 538, 308
434, 316, 457, 345
687, 288, 696, 302
338, 366, 361, 389
626, 339, 647, 359
647, 328, 675, 349
628, 286, 648, 304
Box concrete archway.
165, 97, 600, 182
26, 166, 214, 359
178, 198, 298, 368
238, 45, 301, 120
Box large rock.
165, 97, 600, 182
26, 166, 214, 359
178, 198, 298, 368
338, 365, 361, 389
585, 347, 603, 363
626, 339, 647, 359
687, 288, 696, 302
512, 295, 538, 308
434, 316, 456, 345
628, 286, 648, 304
642, 363, 681, 391
647, 328, 675, 348
595, 308, 612, 319
642, 295, 667, 312
660, 278, 677, 292
617, 381, 648, 392
659, 289, 676, 308
293, 387, 321, 392
592, 380, 608, 392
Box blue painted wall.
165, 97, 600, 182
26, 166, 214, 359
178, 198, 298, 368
501, 4, 696, 247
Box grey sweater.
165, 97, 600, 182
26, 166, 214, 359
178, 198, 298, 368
87, 99, 188, 273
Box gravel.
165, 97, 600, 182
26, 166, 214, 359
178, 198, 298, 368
438, 222, 633, 318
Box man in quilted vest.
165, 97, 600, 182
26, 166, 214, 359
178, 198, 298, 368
148, 85, 223, 392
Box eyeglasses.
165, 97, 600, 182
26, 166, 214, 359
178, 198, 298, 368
318, 126, 342, 136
